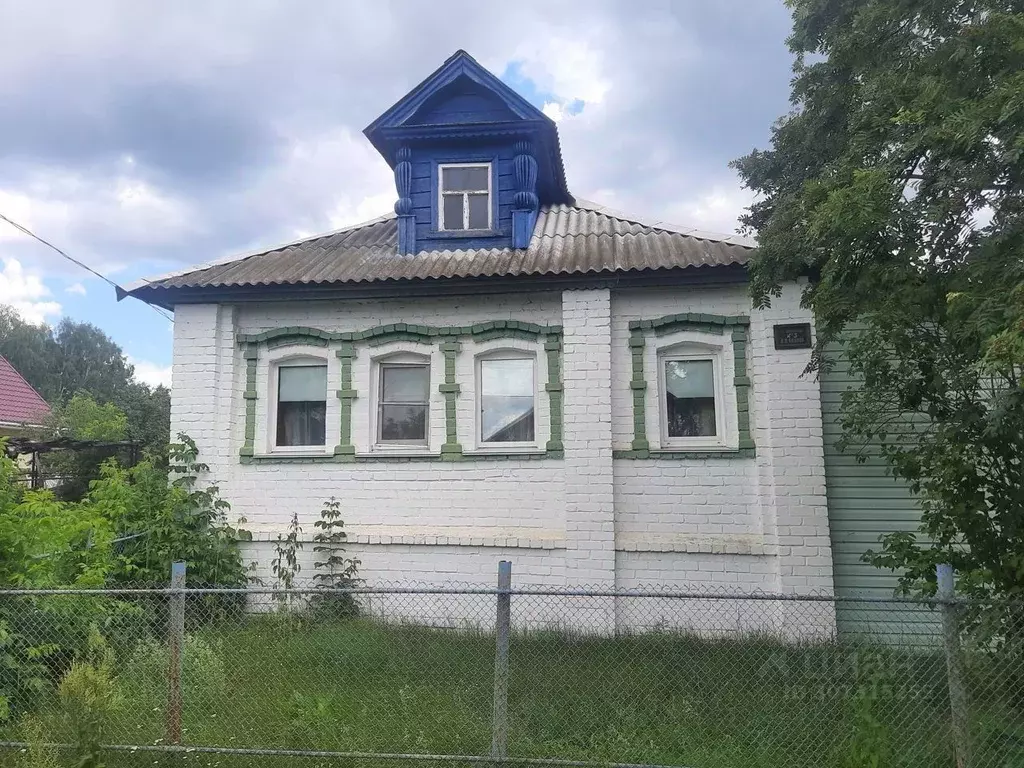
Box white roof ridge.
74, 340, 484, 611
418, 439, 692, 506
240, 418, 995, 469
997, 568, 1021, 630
123, 211, 398, 292
569, 199, 757, 248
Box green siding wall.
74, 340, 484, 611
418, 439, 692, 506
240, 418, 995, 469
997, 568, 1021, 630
820, 340, 927, 636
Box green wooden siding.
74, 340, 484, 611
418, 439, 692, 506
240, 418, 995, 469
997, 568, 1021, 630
820, 339, 928, 637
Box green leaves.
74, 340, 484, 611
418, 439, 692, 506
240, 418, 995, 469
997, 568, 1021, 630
0, 305, 171, 452
51, 394, 128, 442
735, 0, 1024, 601
311, 496, 361, 619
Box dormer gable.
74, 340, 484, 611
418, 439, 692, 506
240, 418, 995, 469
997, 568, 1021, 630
363, 50, 573, 255
406, 77, 519, 126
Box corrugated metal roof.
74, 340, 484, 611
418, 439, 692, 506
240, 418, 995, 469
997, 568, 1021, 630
127, 200, 755, 295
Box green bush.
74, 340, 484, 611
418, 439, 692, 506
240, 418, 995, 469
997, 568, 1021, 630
310, 497, 361, 621
0, 434, 248, 723
58, 629, 122, 768
105, 434, 251, 591
17, 714, 61, 768
119, 633, 226, 709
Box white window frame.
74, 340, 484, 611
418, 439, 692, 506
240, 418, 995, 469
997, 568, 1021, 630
268, 354, 330, 454
657, 349, 728, 450
373, 355, 431, 449
438, 162, 492, 231
474, 349, 539, 451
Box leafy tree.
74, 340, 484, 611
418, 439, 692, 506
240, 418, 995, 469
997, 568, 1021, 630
117, 381, 171, 453
50, 320, 134, 407
50, 394, 128, 442
40, 394, 130, 501
732, 1, 1024, 601
0, 306, 58, 399
0, 305, 170, 451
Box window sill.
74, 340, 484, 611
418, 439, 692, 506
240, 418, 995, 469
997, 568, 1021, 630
361, 448, 437, 459
240, 448, 562, 464
266, 447, 331, 457
662, 441, 730, 451
428, 229, 502, 240
464, 447, 547, 457
243, 449, 335, 464
614, 447, 755, 460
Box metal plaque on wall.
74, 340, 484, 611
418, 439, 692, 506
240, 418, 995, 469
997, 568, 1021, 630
773, 323, 812, 350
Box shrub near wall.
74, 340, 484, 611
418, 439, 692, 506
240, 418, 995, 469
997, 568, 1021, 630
0, 435, 249, 722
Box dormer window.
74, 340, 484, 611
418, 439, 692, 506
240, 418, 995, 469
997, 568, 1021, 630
439, 163, 491, 231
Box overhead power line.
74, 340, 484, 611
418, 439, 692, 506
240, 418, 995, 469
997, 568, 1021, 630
0, 212, 173, 322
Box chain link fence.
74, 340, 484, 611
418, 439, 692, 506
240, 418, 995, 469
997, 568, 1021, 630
0, 565, 1022, 768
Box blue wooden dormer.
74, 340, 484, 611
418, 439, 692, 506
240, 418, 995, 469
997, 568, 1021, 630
364, 50, 573, 255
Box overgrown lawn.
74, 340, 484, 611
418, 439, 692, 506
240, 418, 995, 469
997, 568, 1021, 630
5, 617, 1024, 768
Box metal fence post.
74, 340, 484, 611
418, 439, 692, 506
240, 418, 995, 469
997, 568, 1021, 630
167, 561, 186, 746
937, 563, 970, 768
491, 560, 512, 761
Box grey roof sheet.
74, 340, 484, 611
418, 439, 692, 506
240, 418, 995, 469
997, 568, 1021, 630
128, 200, 755, 293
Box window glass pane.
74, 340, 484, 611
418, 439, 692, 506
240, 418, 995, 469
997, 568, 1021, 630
278, 365, 326, 402
467, 193, 489, 229
481, 358, 533, 397
442, 166, 488, 192
480, 357, 535, 443
379, 404, 427, 441
442, 194, 464, 230
381, 364, 428, 402
481, 397, 534, 442
664, 360, 716, 438
664, 360, 715, 398
277, 401, 326, 446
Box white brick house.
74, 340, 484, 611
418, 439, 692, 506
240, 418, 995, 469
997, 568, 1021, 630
125, 51, 836, 622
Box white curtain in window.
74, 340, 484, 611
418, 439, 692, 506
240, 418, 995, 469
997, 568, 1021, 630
279, 366, 327, 401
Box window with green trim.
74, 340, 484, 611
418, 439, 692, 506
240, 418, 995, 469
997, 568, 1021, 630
653, 338, 734, 451
377, 362, 429, 445
663, 357, 718, 439
275, 363, 327, 448
477, 354, 536, 446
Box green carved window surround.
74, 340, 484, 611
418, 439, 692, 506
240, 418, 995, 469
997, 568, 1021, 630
615, 312, 755, 460
237, 321, 564, 464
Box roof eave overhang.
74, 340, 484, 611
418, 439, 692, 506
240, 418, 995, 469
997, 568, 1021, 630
371, 120, 542, 164
124, 264, 750, 311
0, 419, 48, 430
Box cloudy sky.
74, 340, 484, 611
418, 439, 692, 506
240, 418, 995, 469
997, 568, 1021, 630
0, 1, 795, 388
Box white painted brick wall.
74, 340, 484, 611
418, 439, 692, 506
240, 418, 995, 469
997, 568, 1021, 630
608, 284, 835, 608
613, 459, 763, 543
171, 304, 236, 466
169, 281, 835, 633
561, 289, 615, 593
747, 282, 836, 601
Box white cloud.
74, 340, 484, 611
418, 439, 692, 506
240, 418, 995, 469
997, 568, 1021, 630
0, 257, 61, 324
667, 184, 756, 236
217, 125, 394, 254
542, 102, 565, 122
127, 356, 172, 389
327, 192, 394, 231
0, 1, 793, 306
66, 282, 86, 295
0, 168, 198, 280
514, 35, 612, 106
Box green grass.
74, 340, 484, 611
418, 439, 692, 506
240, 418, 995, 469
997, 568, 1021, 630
4, 617, 1024, 768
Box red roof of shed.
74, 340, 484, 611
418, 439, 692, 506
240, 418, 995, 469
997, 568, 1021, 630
0, 355, 50, 426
